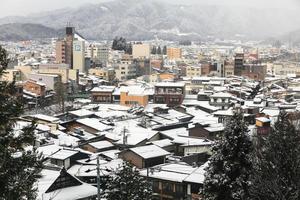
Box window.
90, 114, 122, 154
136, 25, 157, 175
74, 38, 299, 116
162, 182, 173, 193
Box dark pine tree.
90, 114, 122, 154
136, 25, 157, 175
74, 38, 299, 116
151, 46, 157, 54
0, 46, 43, 199
162, 45, 167, 55
157, 46, 162, 55
249, 111, 300, 200
105, 161, 152, 200
203, 112, 253, 200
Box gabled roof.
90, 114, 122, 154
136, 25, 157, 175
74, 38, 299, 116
129, 145, 170, 159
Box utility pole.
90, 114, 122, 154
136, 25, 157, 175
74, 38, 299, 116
97, 156, 101, 200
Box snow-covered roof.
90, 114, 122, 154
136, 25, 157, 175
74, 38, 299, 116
49, 149, 78, 160
88, 140, 114, 150
210, 92, 232, 98
130, 145, 170, 159
37, 169, 97, 200
256, 117, 271, 123
151, 139, 173, 148
140, 162, 207, 184
76, 118, 113, 132
172, 136, 213, 147
91, 86, 116, 93
69, 109, 94, 117
155, 82, 185, 87
31, 114, 60, 123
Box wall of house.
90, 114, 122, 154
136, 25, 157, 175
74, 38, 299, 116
120, 92, 148, 107
119, 151, 143, 169
23, 81, 46, 96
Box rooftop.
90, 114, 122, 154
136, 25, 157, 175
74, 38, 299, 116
130, 145, 170, 159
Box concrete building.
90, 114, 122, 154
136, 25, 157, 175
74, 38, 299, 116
132, 44, 150, 59
73, 40, 85, 73
114, 58, 137, 81
224, 62, 234, 77
234, 53, 244, 76
88, 67, 115, 82
14, 65, 32, 81
56, 26, 75, 66
186, 66, 201, 78
38, 64, 70, 84
154, 82, 185, 106
29, 73, 61, 90
209, 92, 232, 110
167, 47, 182, 60
1, 69, 21, 82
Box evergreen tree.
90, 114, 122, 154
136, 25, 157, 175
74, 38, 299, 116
54, 80, 66, 113
105, 161, 152, 200
163, 45, 167, 55
125, 42, 132, 55
0, 46, 43, 200
203, 112, 253, 200
249, 111, 300, 200
157, 46, 162, 55
151, 46, 157, 54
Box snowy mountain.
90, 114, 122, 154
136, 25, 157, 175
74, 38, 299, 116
0, 0, 299, 41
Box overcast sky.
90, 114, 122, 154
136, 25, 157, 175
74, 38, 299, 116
1, 0, 299, 18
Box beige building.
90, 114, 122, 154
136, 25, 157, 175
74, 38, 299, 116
167, 47, 182, 60
14, 65, 32, 81
132, 44, 150, 59
224, 64, 234, 77
186, 66, 201, 78
73, 40, 85, 73
88, 67, 115, 81
270, 62, 300, 77
0, 69, 21, 82
55, 27, 75, 66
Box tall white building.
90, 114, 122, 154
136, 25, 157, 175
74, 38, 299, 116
73, 40, 85, 72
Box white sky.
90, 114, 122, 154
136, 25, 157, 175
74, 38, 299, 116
0, 0, 299, 18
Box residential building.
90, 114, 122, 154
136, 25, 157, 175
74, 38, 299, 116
120, 85, 153, 107
132, 44, 151, 59
154, 82, 185, 106
209, 92, 232, 110
186, 66, 201, 78
0, 69, 21, 82
114, 57, 137, 81
91, 86, 115, 103
23, 79, 46, 97
29, 73, 61, 90
88, 67, 115, 82
14, 65, 32, 81
56, 26, 75, 66
140, 162, 206, 200
119, 145, 170, 169
234, 53, 244, 76
167, 47, 182, 60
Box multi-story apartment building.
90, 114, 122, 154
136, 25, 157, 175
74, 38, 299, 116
28, 73, 61, 90
234, 53, 244, 76
209, 92, 232, 110
186, 66, 201, 78
113, 55, 136, 81
56, 26, 75, 67
88, 67, 115, 82
132, 44, 151, 59
154, 82, 185, 106
167, 47, 182, 60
